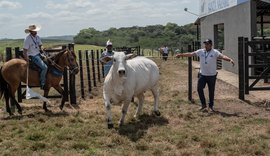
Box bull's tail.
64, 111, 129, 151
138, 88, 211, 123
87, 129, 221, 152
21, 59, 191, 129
0, 67, 10, 101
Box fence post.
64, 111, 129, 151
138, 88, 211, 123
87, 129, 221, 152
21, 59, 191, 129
15, 47, 23, 102
188, 45, 193, 102
96, 50, 101, 83
5, 47, 12, 61
238, 37, 245, 100
244, 38, 249, 95
101, 49, 105, 78
91, 50, 97, 87
68, 43, 76, 104
85, 50, 92, 94
78, 50, 85, 99
61, 45, 69, 101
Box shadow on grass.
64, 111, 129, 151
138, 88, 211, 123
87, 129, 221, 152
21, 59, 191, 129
1, 110, 69, 120
117, 114, 169, 142
207, 110, 240, 117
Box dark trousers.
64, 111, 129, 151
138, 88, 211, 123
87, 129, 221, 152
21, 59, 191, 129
162, 53, 168, 61
197, 74, 217, 108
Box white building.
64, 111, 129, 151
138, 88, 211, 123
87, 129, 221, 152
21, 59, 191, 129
197, 0, 270, 73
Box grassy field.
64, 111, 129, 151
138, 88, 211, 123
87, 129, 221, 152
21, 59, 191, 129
0, 58, 269, 155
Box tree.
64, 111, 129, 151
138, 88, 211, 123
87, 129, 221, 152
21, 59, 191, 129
73, 23, 197, 49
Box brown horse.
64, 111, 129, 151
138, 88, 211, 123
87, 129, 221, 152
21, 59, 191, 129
0, 50, 79, 115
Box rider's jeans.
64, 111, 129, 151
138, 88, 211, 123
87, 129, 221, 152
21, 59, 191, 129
31, 54, 48, 86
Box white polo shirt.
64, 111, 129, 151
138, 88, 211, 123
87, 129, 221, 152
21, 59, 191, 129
195, 48, 221, 76
162, 47, 169, 54
23, 34, 42, 56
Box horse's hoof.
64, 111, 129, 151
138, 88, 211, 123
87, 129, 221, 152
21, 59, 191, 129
8, 112, 14, 116
18, 110, 23, 115
44, 109, 52, 113
108, 123, 114, 129
154, 110, 161, 116
59, 105, 64, 110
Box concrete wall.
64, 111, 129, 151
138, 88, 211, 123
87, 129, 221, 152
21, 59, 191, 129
200, 1, 255, 74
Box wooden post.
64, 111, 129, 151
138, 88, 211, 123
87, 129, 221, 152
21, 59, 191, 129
91, 50, 97, 87
244, 38, 249, 95
68, 43, 76, 104
69, 73, 76, 104
101, 49, 105, 78
85, 50, 92, 94
78, 50, 85, 99
238, 37, 245, 100
15, 47, 22, 102
5, 47, 12, 61
61, 45, 69, 101
188, 45, 192, 102
96, 50, 101, 83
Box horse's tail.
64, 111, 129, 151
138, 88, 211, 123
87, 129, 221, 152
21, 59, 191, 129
0, 67, 10, 101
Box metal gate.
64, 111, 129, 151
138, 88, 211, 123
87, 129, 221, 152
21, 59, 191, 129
238, 37, 270, 100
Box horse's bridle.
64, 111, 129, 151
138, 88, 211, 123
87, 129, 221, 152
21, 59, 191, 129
44, 50, 78, 75
66, 51, 78, 75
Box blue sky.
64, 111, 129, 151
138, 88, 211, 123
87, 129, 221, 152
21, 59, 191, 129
0, 0, 199, 39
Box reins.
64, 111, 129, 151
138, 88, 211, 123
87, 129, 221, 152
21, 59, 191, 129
43, 50, 77, 74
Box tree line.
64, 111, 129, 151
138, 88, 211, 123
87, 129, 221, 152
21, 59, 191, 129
73, 22, 198, 50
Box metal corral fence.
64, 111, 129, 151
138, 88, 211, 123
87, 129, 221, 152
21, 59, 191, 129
77, 46, 141, 99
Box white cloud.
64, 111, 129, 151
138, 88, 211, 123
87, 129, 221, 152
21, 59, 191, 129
46, 0, 93, 10
0, 0, 199, 38
0, 0, 21, 9
25, 12, 53, 20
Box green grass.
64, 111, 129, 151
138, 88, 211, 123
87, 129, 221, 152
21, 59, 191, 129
75, 44, 103, 52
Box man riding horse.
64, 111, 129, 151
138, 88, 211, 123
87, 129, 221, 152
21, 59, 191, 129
23, 24, 48, 90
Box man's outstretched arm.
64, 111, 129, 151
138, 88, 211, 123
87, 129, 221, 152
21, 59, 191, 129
175, 52, 197, 58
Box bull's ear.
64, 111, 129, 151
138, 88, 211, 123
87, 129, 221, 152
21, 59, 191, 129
125, 53, 136, 60
100, 56, 113, 63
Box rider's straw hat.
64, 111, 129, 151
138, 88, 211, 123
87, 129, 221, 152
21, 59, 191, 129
25, 24, 41, 33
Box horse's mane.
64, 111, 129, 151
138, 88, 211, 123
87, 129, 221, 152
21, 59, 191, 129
50, 50, 67, 63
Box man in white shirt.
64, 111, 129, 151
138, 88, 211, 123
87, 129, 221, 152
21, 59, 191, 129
161, 45, 169, 61
176, 39, 235, 112
23, 24, 48, 90
100, 40, 114, 77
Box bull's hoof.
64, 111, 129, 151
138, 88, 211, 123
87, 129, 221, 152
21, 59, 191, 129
154, 110, 161, 116
108, 123, 114, 129
119, 123, 123, 127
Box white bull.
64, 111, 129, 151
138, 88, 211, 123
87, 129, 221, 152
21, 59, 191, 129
102, 52, 160, 129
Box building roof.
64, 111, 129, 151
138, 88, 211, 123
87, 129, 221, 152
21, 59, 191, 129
256, 0, 270, 23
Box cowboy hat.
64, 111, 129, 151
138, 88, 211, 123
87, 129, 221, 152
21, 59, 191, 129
25, 24, 41, 33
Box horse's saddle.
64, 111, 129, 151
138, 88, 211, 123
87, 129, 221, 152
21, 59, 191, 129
29, 57, 63, 77
29, 57, 49, 72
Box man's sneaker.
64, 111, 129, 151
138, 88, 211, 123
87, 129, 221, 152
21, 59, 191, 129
199, 106, 207, 111
209, 107, 215, 112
